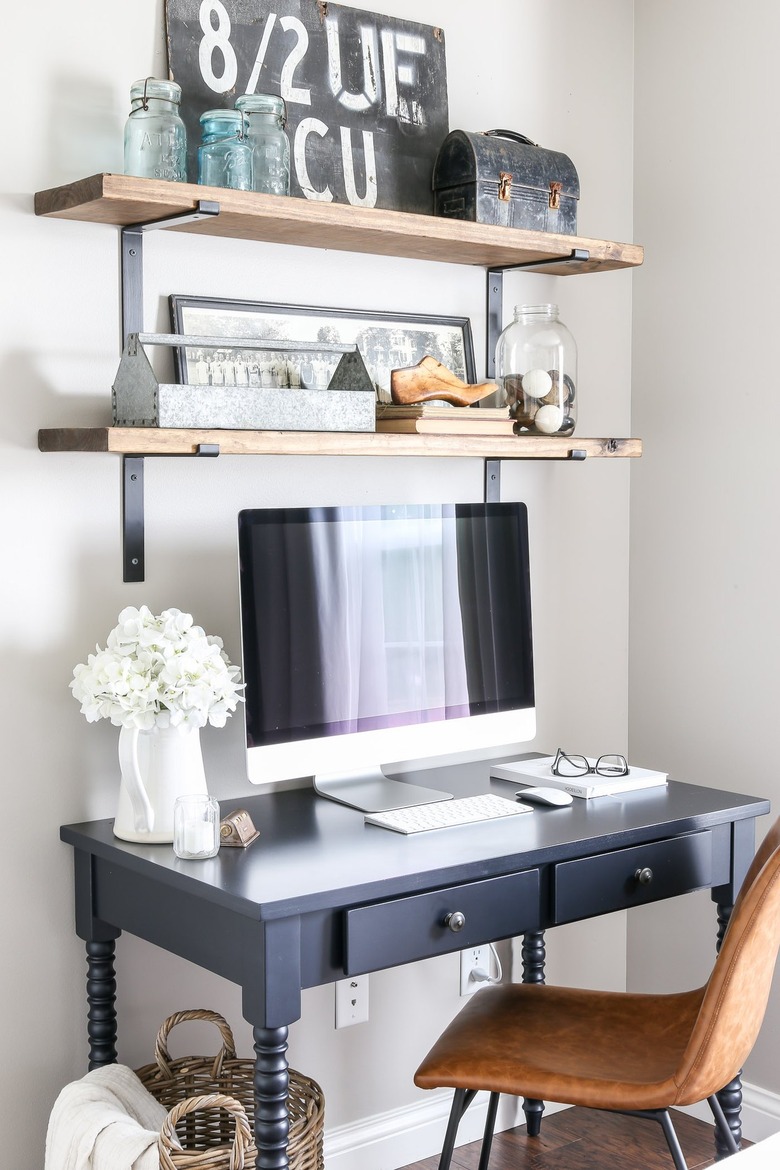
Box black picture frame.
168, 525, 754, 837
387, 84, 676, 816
169, 295, 475, 399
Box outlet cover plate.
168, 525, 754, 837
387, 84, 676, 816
335, 975, 369, 1027
460, 944, 491, 996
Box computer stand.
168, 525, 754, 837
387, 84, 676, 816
313, 767, 452, 813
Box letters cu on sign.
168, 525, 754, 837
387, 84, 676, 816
165, 0, 450, 213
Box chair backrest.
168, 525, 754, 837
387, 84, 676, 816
731, 817, 780, 922
674, 817, 780, 1104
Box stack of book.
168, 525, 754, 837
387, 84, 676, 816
490, 756, 668, 799
376, 403, 515, 435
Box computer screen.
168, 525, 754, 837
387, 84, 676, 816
238, 502, 535, 807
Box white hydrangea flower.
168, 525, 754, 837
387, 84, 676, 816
70, 607, 244, 730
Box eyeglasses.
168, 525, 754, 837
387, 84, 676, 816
551, 747, 629, 779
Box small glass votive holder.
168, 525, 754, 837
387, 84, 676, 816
173, 795, 220, 859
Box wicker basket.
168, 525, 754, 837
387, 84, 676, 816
136, 1009, 324, 1170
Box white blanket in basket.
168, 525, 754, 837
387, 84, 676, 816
45, 1063, 168, 1170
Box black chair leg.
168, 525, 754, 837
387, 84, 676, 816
616, 1108, 688, 1170
707, 1094, 740, 1156
477, 1092, 500, 1170
438, 1088, 477, 1170
657, 1111, 688, 1170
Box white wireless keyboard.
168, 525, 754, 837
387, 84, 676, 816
364, 793, 532, 834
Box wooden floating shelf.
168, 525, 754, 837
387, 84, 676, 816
38, 427, 642, 460
34, 174, 644, 274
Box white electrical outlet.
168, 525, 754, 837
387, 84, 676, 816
460, 944, 491, 996
335, 975, 370, 1027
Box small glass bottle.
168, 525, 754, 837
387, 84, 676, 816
198, 110, 253, 190
124, 78, 187, 183
495, 304, 578, 436
173, 794, 220, 860
234, 94, 290, 196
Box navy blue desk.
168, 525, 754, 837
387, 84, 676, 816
61, 762, 769, 1169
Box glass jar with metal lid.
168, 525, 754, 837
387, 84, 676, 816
197, 110, 253, 190
234, 93, 290, 196
495, 304, 577, 436
124, 78, 187, 182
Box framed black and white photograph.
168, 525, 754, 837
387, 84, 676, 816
169, 296, 475, 400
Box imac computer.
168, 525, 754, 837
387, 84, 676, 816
237, 502, 535, 811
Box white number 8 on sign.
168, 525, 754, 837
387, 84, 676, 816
199, 0, 238, 93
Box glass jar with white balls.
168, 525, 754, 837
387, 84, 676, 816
495, 304, 577, 436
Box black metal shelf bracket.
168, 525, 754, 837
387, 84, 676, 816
121, 444, 221, 583
485, 248, 590, 377
119, 202, 221, 581
484, 459, 501, 503
121, 201, 220, 343
122, 456, 145, 582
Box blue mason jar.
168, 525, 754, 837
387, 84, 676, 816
234, 94, 290, 196
124, 78, 187, 182
198, 110, 253, 190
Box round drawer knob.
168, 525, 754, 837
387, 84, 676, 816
444, 910, 466, 933
635, 866, 654, 886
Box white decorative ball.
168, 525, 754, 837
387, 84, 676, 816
521, 368, 553, 399
534, 404, 564, 434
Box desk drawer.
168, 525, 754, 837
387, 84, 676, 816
553, 830, 715, 924
344, 870, 540, 975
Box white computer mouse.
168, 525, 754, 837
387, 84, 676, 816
516, 786, 574, 807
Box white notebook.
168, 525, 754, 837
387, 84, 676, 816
490, 756, 668, 799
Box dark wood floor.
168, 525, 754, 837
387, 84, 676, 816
399, 1107, 746, 1170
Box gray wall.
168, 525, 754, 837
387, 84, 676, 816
630, 0, 780, 1137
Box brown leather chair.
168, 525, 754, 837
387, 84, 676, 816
415, 818, 780, 1170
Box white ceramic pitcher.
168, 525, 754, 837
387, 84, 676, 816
114, 723, 208, 842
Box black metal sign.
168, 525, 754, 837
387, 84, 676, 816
165, 0, 449, 213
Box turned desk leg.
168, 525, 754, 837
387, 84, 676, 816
85, 939, 117, 1069
253, 1025, 290, 1170
715, 901, 742, 1158
521, 929, 546, 1136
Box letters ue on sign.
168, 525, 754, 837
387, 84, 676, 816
165, 0, 449, 213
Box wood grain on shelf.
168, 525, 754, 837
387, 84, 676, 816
38, 427, 642, 460
34, 174, 644, 274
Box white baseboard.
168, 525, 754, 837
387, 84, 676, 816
323, 1090, 566, 1170
324, 1083, 780, 1169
